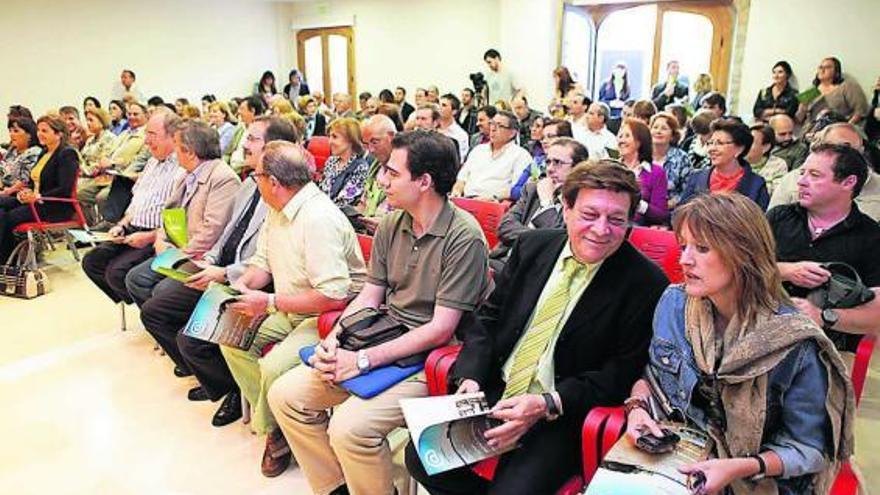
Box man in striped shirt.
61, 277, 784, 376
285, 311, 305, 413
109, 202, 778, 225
82, 110, 182, 304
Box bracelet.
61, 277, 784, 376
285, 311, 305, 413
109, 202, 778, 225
624, 396, 650, 417
747, 454, 767, 481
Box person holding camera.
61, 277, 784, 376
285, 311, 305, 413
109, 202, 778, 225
626, 193, 853, 495
768, 143, 880, 352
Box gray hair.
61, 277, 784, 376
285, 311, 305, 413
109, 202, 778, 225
365, 114, 397, 135
150, 108, 180, 137
176, 120, 221, 160
592, 102, 610, 122
261, 141, 312, 188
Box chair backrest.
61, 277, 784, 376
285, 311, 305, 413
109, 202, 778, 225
307, 136, 331, 172
450, 197, 509, 249
357, 234, 373, 264
627, 227, 683, 283
853, 335, 876, 406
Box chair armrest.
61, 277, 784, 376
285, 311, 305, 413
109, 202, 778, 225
853, 335, 876, 406
581, 406, 626, 485
425, 345, 462, 396
317, 310, 344, 339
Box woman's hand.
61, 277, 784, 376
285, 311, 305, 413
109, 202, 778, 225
679, 458, 754, 495
16, 188, 38, 204
625, 407, 664, 444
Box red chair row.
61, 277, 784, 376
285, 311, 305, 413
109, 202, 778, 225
12, 170, 88, 262
450, 197, 511, 250
307, 136, 331, 173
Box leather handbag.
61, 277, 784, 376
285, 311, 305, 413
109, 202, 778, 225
0, 240, 50, 299
807, 262, 875, 310
337, 307, 426, 367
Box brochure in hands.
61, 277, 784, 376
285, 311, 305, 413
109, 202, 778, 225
69, 229, 115, 244
400, 392, 515, 476
182, 282, 265, 350
585, 423, 712, 494
150, 247, 201, 282
162, 208, 188, 248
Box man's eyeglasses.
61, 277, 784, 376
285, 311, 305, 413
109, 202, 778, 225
489, 122, 512, 130
545, 158, 573, 168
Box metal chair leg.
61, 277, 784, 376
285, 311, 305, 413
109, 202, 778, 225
119, 303, 127, 331
241, 395, 251, 425
64, 230, 80, 261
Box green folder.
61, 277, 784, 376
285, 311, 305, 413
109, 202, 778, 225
162, 208, 188, 248
797, 86, 821, 105
150, 247, 200, 282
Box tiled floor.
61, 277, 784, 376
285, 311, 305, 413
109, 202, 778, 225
0, 248, 877, 494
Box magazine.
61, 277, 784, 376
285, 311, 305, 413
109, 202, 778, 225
181, 282, 265, 350
150, 247, 201, 282
585, 423, 712, 495
401, 393, 515, 476
69, 229, 116, 244
797, 86, 821, 105
162, 208, 188, 248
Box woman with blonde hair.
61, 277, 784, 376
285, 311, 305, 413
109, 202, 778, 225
207, 101, 238, 155
692, 73, 714, 111
318, 117, 369, 207
625, 192, 853, 495
650, 111, 692, 209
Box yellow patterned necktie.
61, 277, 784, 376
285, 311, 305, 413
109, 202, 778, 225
502, 257, 584, 399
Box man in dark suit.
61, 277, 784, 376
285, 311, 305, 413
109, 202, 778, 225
406, 160, 670, 494
489, 137, 588, 274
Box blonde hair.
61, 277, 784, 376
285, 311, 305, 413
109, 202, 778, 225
208, 101, 236, 123
86, 108, 111, 129
180, 104, 202, 120
672, 192, 788, 325
271, 99, 295, 115
693, 73, 714, 94
327, 117, 364, 155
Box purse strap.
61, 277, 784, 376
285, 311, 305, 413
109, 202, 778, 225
5, 239, 36, 269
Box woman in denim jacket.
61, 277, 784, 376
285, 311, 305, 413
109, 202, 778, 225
624, 193, 854, 494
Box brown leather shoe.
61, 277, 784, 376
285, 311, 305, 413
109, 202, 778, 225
261, 429, 292, 478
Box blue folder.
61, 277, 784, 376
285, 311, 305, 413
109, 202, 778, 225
299, 345, 423, 399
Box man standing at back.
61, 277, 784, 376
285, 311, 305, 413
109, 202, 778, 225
269, 130, 489, 495
483, 49, 518, 105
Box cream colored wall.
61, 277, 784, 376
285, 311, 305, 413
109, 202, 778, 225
735, 0, 878, 120
0, 0, 290, 137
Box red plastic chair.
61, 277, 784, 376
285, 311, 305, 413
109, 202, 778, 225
314, 234, 374, 339
307, 136, 331, 173
357, 234, 373, 265
627, 226, 683, 283
12, 170, 88, 262
450, 197, 510, 249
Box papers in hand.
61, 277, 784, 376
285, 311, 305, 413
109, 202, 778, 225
150, 247, 201, 282
585, 423, 712, 494
162, 208, 188, 248
182, 282, 264, 350
401, 393, 514, 476
69, 229, 116, 244
797, 86, 821, 105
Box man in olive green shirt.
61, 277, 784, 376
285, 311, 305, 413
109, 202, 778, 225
269, 131, 489, 495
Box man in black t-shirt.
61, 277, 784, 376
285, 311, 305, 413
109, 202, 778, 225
768, 143, 880, 351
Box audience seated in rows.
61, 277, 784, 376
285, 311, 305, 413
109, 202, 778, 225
82, 111, 183, 304
490, 137, 588, 274
468, 105, 496, 150
746, 122, 789, 195
617, 118, 669, 226
138, 117, 297, 431
437, 94, 469, 160
407, 160, 669, 494
0, 115, 79, 261
798, 57, 869, 128
356, 114, 398, 231
579, 102, 618, 160
768, 114, 809, 171
509, 118, 573, 201
269, 131, 489, 494
627, 192, 853, 495
124, 119, 241, 307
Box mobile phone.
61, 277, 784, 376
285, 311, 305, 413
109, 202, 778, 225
635, 428, 680, 454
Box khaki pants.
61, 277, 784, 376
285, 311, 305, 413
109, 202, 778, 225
268, 364, 427, 495
220, 312, 318, 434
77, 178, 111, 225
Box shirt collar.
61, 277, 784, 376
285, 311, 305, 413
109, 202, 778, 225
401, 199, 455, 238
280, 182, 321, 222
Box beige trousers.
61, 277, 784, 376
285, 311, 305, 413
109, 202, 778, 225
268, 364, 426, 495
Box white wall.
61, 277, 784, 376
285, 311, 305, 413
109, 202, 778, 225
0, 0, 290, 137
734, 0, 879, 120
498, 0, 559, 110
287, 0, 501, 105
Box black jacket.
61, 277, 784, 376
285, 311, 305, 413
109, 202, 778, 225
34, 145, 80, 219
453, 229, 669, 423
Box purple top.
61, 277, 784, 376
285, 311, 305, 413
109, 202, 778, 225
634, 161, 669, 226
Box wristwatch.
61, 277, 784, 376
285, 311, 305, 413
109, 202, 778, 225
357, 349, 371, 373
542, 392, 560, 420
821, 308, 839, 329
266, 294, 278, 314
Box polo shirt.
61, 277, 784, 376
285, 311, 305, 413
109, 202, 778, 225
368, 199, 489, 329
458, 141, 533, 199
247, 182, 367, 302
768, 203, 880, 350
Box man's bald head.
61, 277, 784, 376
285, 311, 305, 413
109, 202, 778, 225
363, 114, 397, 164
768, 114, 795, 145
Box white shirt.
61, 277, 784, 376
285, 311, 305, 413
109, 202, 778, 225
486, 69, 517, 104
439, 121, 469, 162
457, 141, 533, 199
574, 125, 618, 160
111, 81, 144, 102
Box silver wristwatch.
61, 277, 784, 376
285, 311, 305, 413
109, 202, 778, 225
357, 349, 371, 373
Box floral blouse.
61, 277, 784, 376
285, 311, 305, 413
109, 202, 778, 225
1, 145, 42, 188
659, 146, 694, 207
318, 154, 369, 208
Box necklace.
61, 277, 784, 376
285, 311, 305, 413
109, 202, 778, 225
807, 211, 848, 238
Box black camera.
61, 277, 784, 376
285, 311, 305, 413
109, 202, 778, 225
469, 72, 486, 93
